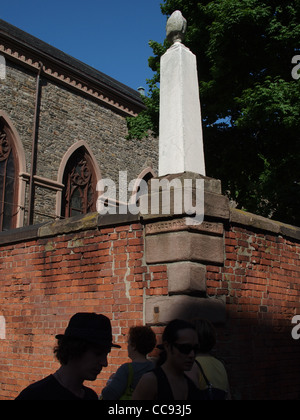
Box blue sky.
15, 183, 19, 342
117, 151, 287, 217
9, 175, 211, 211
1, 0, 167, 92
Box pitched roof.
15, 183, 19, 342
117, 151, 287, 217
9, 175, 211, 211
0, 19, 145, 115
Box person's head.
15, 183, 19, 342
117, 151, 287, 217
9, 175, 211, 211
193, 319, 216, 353
54, 336, 110, 381
160, 319, 199, 372
127, 326, 156, 359
54, 313, 120, 381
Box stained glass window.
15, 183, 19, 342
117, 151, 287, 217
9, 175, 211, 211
0, 120, 18, 231
61, 147, 96, 219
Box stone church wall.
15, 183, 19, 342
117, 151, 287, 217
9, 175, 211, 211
0, 59, 158, 225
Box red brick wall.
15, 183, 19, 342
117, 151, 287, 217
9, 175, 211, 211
207, 225, 300, 400
0, 214, 299, 400
0, 220, 159, 399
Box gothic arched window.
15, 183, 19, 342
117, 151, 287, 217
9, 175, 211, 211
61, 147, 97, 219
0, 118, 19, 231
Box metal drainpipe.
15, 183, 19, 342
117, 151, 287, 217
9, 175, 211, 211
28, 62, 43, 226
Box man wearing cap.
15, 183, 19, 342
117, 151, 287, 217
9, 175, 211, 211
15, 313, 121, 400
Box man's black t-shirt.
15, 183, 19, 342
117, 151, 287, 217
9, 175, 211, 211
15, 375, 98, 400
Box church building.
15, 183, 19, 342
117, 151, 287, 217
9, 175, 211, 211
0, 19, 158, 231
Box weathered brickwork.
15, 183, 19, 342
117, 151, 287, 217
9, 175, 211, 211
0, 210, 299, 400
0, 216, 152, 398
207, 225, 300, 400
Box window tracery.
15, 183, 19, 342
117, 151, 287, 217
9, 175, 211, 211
61, 147, 96, 218
0, 120, 18, 231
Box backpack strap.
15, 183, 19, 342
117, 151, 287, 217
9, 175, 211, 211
119, 363, 134, 400
195, 360, 212, 387
195, 360, 228, 401
127, 363, 134, 389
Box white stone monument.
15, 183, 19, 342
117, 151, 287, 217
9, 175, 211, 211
159, 11, 206, 177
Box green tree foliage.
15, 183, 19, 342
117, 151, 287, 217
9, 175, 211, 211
127, 0, 300, 226
126, 40, 168, 140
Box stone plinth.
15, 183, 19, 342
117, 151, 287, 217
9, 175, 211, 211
141, 172, 228, 324
167, 262, 206, 294
145, 231, 224, 265
145, 295, 226, 325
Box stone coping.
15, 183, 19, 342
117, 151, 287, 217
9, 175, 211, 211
0, 206, 299, 247
0, 212, 140, 246
230, 208, 300, 242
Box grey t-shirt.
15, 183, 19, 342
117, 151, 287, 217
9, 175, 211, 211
101, 361, 154, 400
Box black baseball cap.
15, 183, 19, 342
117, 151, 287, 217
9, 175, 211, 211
55, 313, 121, 349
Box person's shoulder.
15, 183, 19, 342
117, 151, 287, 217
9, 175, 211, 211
141, 370, 157, 381
203, 355, 227, 370
15, 375, 55, 400
134, 370, 157, 390
197, 355, 224, 367
131, 360, 155, 373
132, 371, 157, 400
116, 362, 131, 373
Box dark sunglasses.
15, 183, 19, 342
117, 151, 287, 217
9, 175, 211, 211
172, 342, 199, 355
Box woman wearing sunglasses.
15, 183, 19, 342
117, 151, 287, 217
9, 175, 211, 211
132, 319, 206, 400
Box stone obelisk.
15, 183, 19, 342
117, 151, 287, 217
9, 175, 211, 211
159, 11, 206, 177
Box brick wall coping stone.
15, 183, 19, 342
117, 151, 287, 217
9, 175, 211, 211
0, 212, 140, 246
0, 207, 299, 247
230, 208, 300, 241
